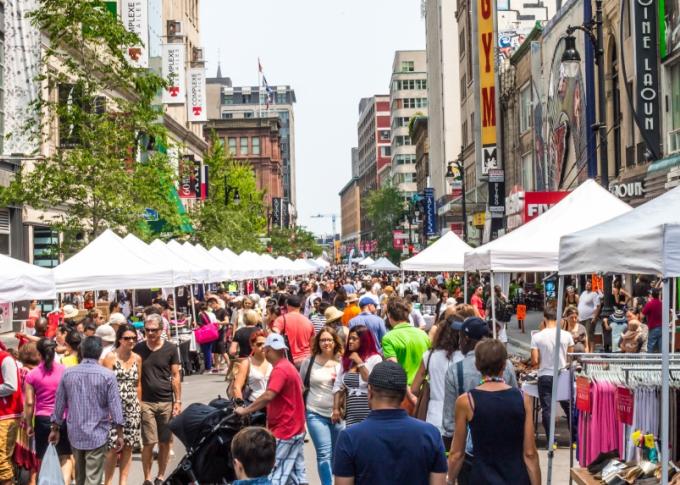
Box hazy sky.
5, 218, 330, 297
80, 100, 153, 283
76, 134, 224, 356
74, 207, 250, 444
200, 0, 425, 237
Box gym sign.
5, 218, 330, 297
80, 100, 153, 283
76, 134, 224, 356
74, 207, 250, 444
609, 181, 645, 200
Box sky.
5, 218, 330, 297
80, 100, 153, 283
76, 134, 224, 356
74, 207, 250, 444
200, 0, 426, 237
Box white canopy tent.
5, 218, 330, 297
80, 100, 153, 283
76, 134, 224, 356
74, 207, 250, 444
0, 254, 56, 301
192, 244, 231, 282
162, 240, 210, 283
314, 257, 330, 269
182, 243, 229, 282
358, 256, 375, 267
367, 257, 400, 272
546, 185, 680, 485
54, 230, 176, 292
464, 180, 632, 272
293, 258, 317, 274
276, 256, 298, 276
401, 231, 472, 272
122, 234, 192, 286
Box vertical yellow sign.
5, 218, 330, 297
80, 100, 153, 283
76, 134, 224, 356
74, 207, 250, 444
477, 0, 498, 174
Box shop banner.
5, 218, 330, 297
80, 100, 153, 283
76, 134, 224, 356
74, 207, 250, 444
271, 198, 282, 227
122, 0, 149, 68
633, 0, 661, 160
477, 0, 499, 175
162, 43, 186, 104
488, 169, 505, 219
282, 199, 290, 228
192, 158, 202, 199
523, 191, 569, 222
200, 164, 208, 200
424, 188, 437, 237
616, 386, 634, 425
188, 67, 207, 122
575, 376, 591, 412
178, 156, 196, 199
393, 230, 405, 250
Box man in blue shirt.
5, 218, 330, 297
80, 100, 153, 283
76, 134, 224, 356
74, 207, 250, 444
333, 361, 447, 485
348, 297, 388, 352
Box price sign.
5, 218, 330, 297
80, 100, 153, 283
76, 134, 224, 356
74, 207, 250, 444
575, 376, 591, 412
616, 386, 634, 425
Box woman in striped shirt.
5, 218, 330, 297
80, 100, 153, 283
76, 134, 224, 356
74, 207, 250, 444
310, 299, 330, 334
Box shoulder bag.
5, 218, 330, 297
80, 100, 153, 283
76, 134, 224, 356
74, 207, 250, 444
194, 312, 219, 345
281, 315, 295, 364
413, 351, 433, 420
302, 356, 314, 404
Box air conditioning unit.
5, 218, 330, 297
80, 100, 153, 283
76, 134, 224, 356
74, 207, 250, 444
167, 20, 184, 38
192, 47, 204, 63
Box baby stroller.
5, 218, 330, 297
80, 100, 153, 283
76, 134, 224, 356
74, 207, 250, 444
164, 397, 265, 485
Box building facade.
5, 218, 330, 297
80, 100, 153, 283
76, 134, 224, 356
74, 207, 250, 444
205, 78, 297, 223
339, 177, 361, 247
389, 51, 427, 199
204, 117, 283, 210
412, 116, 429, 193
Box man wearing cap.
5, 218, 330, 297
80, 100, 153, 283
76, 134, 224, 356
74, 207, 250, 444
333, 361, 447, 485
349, 297, 387, 353
95, 324, 116, 361
341, 294, 360, 326
272, 295, 315, 369
235, 333, 307, 485
442, 317, 518, 456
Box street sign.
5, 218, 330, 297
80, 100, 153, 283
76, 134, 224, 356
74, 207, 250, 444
143, 208, 159, 221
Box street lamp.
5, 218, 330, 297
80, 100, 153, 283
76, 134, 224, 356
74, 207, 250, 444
223, 176, 241, 206
445, 145, 467, 242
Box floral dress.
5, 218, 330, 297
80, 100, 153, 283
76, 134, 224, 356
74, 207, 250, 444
108, 359, 142, 448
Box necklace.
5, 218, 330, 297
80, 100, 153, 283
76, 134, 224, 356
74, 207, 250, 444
480, 376, 504, 384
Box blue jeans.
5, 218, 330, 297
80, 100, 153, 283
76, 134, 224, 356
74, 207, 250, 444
200, 342, 213, 370
647, 326, 662, 353
305, 410, 344, 485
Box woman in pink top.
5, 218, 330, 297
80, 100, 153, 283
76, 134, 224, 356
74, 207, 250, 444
24, 339, 72, 483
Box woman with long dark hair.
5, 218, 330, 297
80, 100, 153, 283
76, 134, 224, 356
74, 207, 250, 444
103, 324, 142, 485
24, 338, 72, 484
231, 330, 272, 404
332, 325, 382, 426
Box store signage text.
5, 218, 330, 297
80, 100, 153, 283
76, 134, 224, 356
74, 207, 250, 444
188, 68, 207, 122
122, 0, 148, 68
524, 191, 570, 222
162, 43, 186, 104
505, 189, 525, 231
633, 0, 661, 159
477, 0, 498, 175
609, 181, 645, 199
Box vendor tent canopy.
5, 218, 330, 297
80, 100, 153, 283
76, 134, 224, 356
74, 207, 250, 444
293, 258, 316, 274
122, 234, 191, 286
401, 231, 472, 272
314, 257, 330, 268
54, 230, 176, 292
0, 254, 56, 301
161, 240, 210, 283
192, 244, 231, 282
464, 180, 632, 272
559, 184, 680, 277
358, 257, 375, 266
367, 257, 400, 272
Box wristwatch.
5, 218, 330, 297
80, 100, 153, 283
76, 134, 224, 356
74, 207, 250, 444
357, 363, 366, 369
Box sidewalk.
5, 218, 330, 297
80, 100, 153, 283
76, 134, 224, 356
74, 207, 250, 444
506, 310, 544, 352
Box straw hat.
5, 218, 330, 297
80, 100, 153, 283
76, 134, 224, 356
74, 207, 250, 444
324, 306, 344, 323
62, 304, 79, 319
346, 294, 359, 303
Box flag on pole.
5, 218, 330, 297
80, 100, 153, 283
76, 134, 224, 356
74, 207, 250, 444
258, 58, 263, 73
262, 75, 274, 109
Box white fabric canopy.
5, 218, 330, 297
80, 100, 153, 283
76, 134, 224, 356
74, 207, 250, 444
358, 257, 375, 266
367, 257, 400, 272
54, 230, 175, 292
192, 244, 230, 282
314, 257, 330, 269
0, 254, 56, 301
464, 180, 632, 272
401, 231, 472, 272
161, 240, 210, 283
559, 184, 680, 277
122, 234, 191, 286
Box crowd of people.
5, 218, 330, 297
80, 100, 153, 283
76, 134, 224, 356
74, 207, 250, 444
0, 269, 670, 484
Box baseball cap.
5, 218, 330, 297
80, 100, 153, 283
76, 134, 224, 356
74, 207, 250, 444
368, 361, 407, 392
461, 317, 490, 340
95, 324, 116, 343
448, 316, 464, 331
263, 333, 288, 351
358, 296, 375, 308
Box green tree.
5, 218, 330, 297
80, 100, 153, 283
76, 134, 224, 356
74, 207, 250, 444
363, 185, 405, 262
269, 226, 322, 259
0, 0, 184, 253
190, 134, 267, 253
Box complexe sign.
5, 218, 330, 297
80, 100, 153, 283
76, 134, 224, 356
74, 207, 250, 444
477, 0, 499, 175
424, 188, 437, 237
121, 0, 148, 68
633, 0, 661, 159
523, 191, 570, 222
162, 43, 186, 104
188, 67, 207, 122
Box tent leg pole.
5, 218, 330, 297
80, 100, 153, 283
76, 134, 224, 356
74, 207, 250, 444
172, 288, 183, 373
662, 280, 670, 485
464, 272, 468, 304
547, 275, 565, 485
190, 285, 198, 325
490, 271, 497, 340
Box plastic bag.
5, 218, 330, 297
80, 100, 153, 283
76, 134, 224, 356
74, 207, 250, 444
38, 444, 64, 485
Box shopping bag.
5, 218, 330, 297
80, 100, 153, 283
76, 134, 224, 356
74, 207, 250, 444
38, 444, 64, 485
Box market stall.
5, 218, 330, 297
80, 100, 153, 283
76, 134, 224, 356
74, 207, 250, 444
0, 253, 56, 302
401, 230, 471, 272
552, 184, 680, 485
367, 257, 400, 272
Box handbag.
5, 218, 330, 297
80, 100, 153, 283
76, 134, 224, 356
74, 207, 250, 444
413, 351, 432, 420
281, 315, 295, 364
302, 356, 314, 403
194, 313, 219, 345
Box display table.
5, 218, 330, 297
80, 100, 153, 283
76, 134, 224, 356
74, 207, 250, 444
521, 369, 572, 401
570, 467, 600, 485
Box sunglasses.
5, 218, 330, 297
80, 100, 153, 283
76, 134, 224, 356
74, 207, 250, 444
121, 336, 136, 341
144, 327, 160, 333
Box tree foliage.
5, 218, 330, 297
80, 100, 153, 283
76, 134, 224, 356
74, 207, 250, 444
0, 0, 184, 253
190, 134, 267, 253
269, 226, 322, 259
363, 185, 405, 262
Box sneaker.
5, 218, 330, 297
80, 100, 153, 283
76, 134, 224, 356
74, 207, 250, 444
154, 479, 164, 485
143, 481, 153, 485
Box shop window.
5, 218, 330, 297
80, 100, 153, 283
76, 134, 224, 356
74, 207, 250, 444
240, 137, 248, 155
252, 136, 261, 155
33, 226, 59, 268
0, 209, 9, 256
519, 83, 532, 133
669, 63, 680, 153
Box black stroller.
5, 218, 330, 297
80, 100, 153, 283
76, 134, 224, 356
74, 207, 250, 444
164, 397, 265, 485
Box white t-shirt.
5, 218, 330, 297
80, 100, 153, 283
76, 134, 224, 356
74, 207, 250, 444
531, 327, 574, 377
577, 290, 601, 321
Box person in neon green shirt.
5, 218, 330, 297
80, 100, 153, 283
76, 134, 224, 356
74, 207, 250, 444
381, 297, 431, 387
